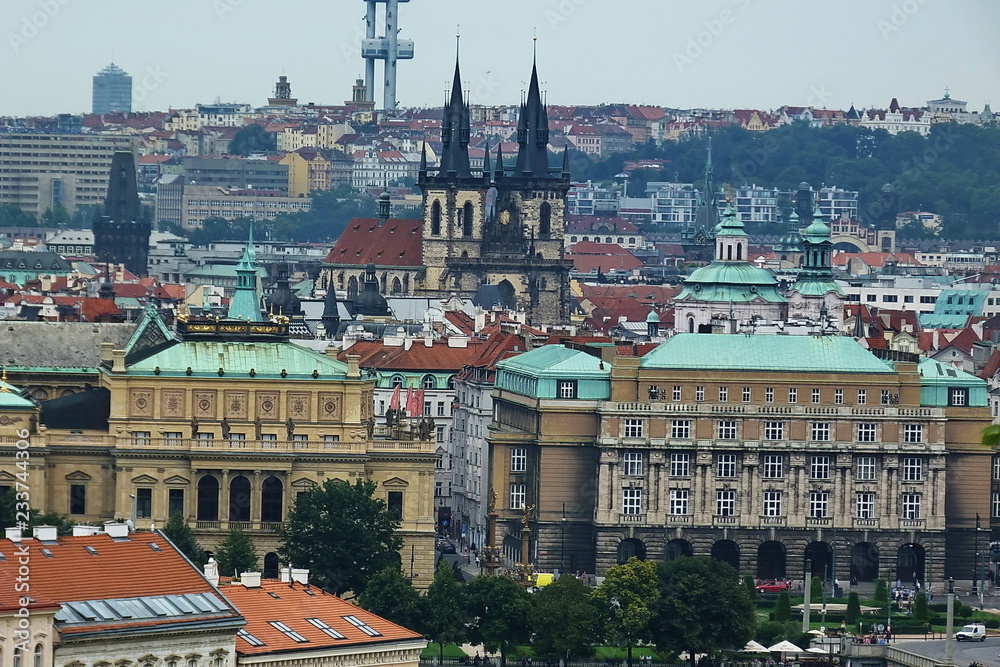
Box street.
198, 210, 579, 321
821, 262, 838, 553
897, 638, 996, 664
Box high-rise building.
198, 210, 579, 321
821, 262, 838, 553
92, 63, 132, 114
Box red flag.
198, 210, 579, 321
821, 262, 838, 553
389, 383, 401, 411
416, 388, 426, 416
404, 386, 414, 415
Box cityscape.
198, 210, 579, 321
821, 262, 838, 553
1, 2, 1000, 667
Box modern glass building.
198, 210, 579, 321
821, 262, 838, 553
92, 63, 132, 114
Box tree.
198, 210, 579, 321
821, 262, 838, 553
591, 558, 659, 667
912, 591, 929, 623
743, 574, 758, 601
0, 204, 37, 227
229, 123, 277, 155
873, 579, 888, 611
39, 203, 71, 228
530, 574, 600, 660
215, 528, 259, 577
463, 574, 533, 666
279, 478, 402, 597
358, 566, 426, 633
27, 510, 74, 535
425, 563, 466, 662
162, 512, 206, 566
811, 575, 823, 600
846, 591, 861, 625
774, 591, 792, 623
651, 557, 756, 667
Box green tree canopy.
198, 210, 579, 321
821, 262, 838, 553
162, 512, 207, 566
229, 123, 277, 155
873, 579, 888, 611
425, 563, 466, 661
215, 528, 259, 577
0, 488, 15, 530
651, 557, 756, 667
279, 478, 402, 597
774, 591, 792, 623
463, 574, 533, 665
912, 591, 929, 623
40, 203, 71, 228
0, 204, 37, 227
591, 557, 659, 666
358, 566, 426, 634
530, 574, 600, 660
845, 591, 861, 625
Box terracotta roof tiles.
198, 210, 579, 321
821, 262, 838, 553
323, 218, 422, 267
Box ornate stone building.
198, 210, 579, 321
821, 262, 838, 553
487, 335, 993, 587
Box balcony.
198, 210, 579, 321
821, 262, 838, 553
760, 515, 786, 527
806, 516, 832, 527
94, 436, 435, 455
713, 515, 739, 526
901, 518, 925, 528
853, 518, 879, 528
602, 402, 945, 421
666, 515, 691, 525
620, 513, 646, 523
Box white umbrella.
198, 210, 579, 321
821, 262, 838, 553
742, 641, 771, 653
768, 641, 805, 654
807, 647, 830, 654
807, 630, 826, 636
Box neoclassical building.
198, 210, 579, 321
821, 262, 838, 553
487, 334, 992, 587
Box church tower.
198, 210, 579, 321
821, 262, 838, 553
418, 48, 572, 324
788, 203, 843, 326
93, 151, 151, 277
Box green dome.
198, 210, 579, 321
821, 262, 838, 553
646, 310, 660, 323
0, 377, 34, 409
715, 202, 746, 238
678, 263, 785, 304
803, 205, 830, 241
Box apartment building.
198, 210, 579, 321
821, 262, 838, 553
180, 185, 311, 229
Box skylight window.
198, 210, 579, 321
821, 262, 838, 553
238, 628, 266, 647
85, 546, 98, 555
40, 548, 53, 558
269, 620, 309, 643
147, 542, 161, 552
307, 617, 346, 639
343, 614, 381, 636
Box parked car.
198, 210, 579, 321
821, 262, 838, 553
437, 540, 457, 554
757, 580, 790, 594
957, 623, 986, 641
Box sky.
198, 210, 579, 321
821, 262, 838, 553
2, 0, 998, 117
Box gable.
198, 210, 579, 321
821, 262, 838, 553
291, 477, 318, 489
130, 474, 159, 485
164, 475, 190, 485
382, 476, 409, 488
64, 470, 93, 482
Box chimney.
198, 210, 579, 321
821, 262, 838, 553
72, 525, 101, 537
5, 527, 22, 541
346, 354, 361, 379
204, 558, 220, 586
32, 525, 57, 541
279, 566, 291, 583
103, 521, 129, 538
111, 349, 127, 373
100, 341, 114, 362
241, 571, 262, 588
424, 336, 433, 348
290, 568, 309, 585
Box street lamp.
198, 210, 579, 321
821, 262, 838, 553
976, 513, 984, 608
560, 502, 566, 575
944, 577, 955, 666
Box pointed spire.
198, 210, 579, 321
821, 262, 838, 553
514, 45, 552, 179
419, 141, 427, 176
561, 146, 570, 177
436, 46, 471, 179
494, 142, 504, 181
482, 138, 492, 182
229, 220, 263, 322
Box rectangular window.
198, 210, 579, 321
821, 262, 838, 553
306, 617, 346, 640
903, 423, 923, 443
510, 447, 527, 472
671, 419, 691, 439
196, 432, 214, 442
670, 453, 690, 477
810, 455, 831, 480
136, 488, 152, 519
857, 423, 877, 442
437, 401, 445, 416
343, 615, 382, 637
669, 489, 689, 515
763, 454, 784, 479
856, 492, 876, 518
950, 388, 968, 406
811, 422, 831, 441
624, 419, 645, 438
762, 490, 783, 516
856, 456, 877, 481
902, 493, 921, 519
717, 420, 737, 440
69, 484, 86, 515
788, 388, 797, 404
718, 386, 728, 402
423, 401, 431, 416
131, 430, 151, 445
765, 387, 774, 403
742, 387, 751, 402
168, 488, 184, 517
696, 386, 705, 402
672, 385, 681, 401
812, 388, 822, 404
509, 484, 526, 509
623, 488, 642, 515
809, 491, 829, 518
717, 454, 737, 478
623, 452, 643, 477
881, 389, 891, 405
858, 389, 867, 405
388, 491, 403, 520
763, 421, 785, 441
559, 380, 577, 399
902, 457, 923, 482
164, 431, 183, 446
993, 492, 1000, 519
835, 388, 844, 404
716, 489, 736, 516
994, 456, 1000, 480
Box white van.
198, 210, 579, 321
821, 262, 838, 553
956, 623, 986, 641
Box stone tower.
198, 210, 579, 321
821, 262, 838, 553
93, 151, 151, 277
417, 54, 572, 325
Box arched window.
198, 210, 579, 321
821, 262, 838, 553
422, 374, 436, 389
463, 201, 474, 237
264, 552, 280, 579
14, 650, 21, 667
403, 273, 409, 292
346, 275, 359, 300
390, 276, 402, 294
447, 375, 456, 390
431, 200, 441, 236
229, 475, 251, 522
727, 245, 732, 260
34, 644, 43, 667
539, 202, 551, 236
570, 236, 578, 242
261, 476, 283, 523
197, 475, 219, 521
737, 243, 742, 260
391, 375, 404, 388
688, 317, 695, 333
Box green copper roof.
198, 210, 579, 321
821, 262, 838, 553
918, 358, 988, 406
803, 205, 831, 241
715, 203, 747, 238
0, 378, 34, 409
125, 340, 349, 379
228, 222, 264, 322
498, 345, 610, 378
918, 289, 988, 329
790, 279, 844, 297
639, 333, 895, 374
677, 263, 786, 303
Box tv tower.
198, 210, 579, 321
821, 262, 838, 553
361, 0, 414, 113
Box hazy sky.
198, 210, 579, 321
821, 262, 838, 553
2, 0, 998, 117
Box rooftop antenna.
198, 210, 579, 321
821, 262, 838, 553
532, 28, 537, 63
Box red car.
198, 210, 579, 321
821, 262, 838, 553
757, 580, 790, 594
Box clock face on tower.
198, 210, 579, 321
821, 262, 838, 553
499, 209, 511, 225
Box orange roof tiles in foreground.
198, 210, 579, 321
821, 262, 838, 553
222, 580, 425, 657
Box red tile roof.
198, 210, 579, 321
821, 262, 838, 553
222, 580, 423, 656
323, 218, 422, 267
339, 338, 484, 372
570, 253, 643, 273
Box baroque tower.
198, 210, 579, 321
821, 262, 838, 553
418, 51, 571, 324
